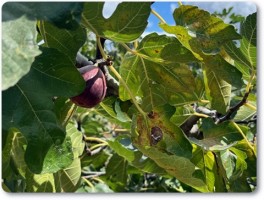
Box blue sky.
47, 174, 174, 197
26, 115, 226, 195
103, 1, 257, 36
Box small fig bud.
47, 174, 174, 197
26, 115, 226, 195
71, 65, 107, 108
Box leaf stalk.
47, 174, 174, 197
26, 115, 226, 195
151, 9, 166, 24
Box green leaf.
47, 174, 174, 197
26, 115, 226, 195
234, 95, 256, 121
233, 141, 256, 178
223, 13, 256, 81
2, 48, 85, 173
220, 150, 236, 179
26, 172, 56, 192
191, 147, 216, 192
79, 183, 114, 193
81, 2, 151, 42
81, 151, 109, 169
203, 55, 243, 114
134, 146, 209, 192
229, 175, 252, 192
170, 105, 194, 126
108, 135, 166, 175
173, 5, 241, 54
120, 34, 200, 111
213, 152, 229, 192
38, 21, 86, 63
240, 12, 256, 68
2, 2, 84, 29
138, 33, 198, 63
114, 99, 131, 122
2, 16, 41, 90
101, 154, 128, 192
159, 24, 203, 60
229, 147, 248, 179
220, 147, 250, 192
96, 96, 132, 129
2, 183, 11, 192
59, 159, 81, 192
203, 69, 230, 114
132, 107, 209, 192
53, 97, 75, 126
223, 41, 251, 79
149, 105, 193, 157
108, 135, 138, 162
2, 128, 27, 179
189, 118, 244, 151
66, 122, 85, 158
41, 137, 74, 174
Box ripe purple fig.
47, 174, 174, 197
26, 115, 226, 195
71, 65, 107, 108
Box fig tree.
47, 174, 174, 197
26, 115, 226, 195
71, 65, 107, 108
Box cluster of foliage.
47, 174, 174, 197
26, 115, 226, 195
2, 2, 256, 192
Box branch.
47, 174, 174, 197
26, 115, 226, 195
216, 90, 251, 124
85, 145, 107, 156
75, 52, 93, 68
180, 105, 214, 138
180, 115, 200, 137
82, 172, 105, 179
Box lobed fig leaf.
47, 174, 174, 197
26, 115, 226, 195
71, 65, 107, 108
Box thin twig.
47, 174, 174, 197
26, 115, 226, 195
82, 177, 95, 189
84, 136, 107, 144
90, 143, 108, 151
82, 172, 105, 178
92, 177, 104, 183
86, 146, 107, 156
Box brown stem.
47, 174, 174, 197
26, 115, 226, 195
216, 90, 251, 124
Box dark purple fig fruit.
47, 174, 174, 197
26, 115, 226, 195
71, 65, 107, 108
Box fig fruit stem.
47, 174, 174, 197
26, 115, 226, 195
151, 9, 166, 24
